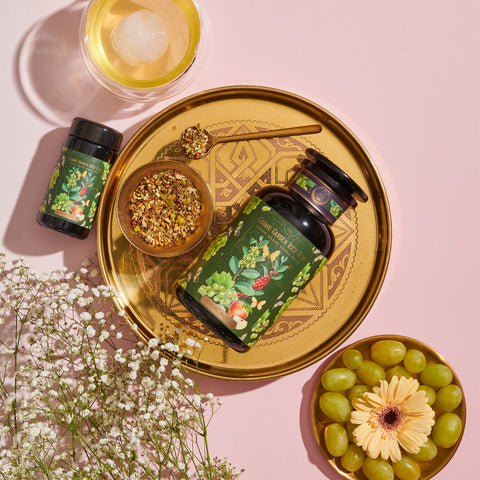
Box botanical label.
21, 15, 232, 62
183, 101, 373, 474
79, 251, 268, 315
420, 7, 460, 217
39, 147, 111, 229
178, 196, 328, 347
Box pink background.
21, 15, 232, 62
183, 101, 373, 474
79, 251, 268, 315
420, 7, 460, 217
1, 0, 478, 478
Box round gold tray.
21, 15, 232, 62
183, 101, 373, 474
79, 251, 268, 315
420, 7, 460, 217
311, 335, 466, 479
96, 86, 391, 380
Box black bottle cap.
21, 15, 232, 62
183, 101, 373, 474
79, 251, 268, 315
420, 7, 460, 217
304, 148, 368, 206
69, 118, 122, 152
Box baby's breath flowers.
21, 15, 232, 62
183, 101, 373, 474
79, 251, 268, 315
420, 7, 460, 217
0, 253, 241, 480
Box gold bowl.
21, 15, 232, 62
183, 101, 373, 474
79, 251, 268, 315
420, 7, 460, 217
115, 161, 214, 257
311, 335, 466, 480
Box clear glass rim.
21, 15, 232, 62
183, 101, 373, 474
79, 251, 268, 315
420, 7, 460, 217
79, 0, 207, 102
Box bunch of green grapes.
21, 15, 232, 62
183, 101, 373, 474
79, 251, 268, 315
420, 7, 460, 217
315, 338, 464, 480
51, 193, 74, 212
198, 282, 238, 307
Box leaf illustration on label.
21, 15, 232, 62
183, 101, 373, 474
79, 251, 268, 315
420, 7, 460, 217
229, 256, 239, 274
240, 269, 261, 279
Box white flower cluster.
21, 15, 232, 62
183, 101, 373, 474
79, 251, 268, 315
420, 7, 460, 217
0, 254, 241, 480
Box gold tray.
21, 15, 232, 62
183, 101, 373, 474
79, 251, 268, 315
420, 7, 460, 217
311, 335, 466, 480
96, 86, 391, 380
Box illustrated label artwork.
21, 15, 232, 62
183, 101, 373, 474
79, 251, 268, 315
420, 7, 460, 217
292, 171, 346, 224
178, 196, 328, 347
39, 147, 111, 228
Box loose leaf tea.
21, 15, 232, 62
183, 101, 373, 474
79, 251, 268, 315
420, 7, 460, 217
129, 169, 202, 247
180, 124, 210, 159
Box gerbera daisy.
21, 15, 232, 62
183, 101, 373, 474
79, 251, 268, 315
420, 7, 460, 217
350, 375, 435, 462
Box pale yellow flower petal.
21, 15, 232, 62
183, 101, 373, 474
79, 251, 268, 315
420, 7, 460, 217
363, 427, 383, 459
357, 392, 384, 409
354, 423, 374, 445
349, 376, 434, 462
392, 376, 418, 402
378, 377, 391, 400
398, 428, 427, 453
381, 437, 401, 462
406, 391, 435, 415
387, 375, 401, 400
351, 396, 371, 411
370, 384, 382, 397
350, 409, 371, 424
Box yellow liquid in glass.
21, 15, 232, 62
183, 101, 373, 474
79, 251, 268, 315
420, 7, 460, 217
84, 0, 201, 89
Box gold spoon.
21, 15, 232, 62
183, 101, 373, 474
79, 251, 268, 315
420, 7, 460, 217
180, 123, 322, 159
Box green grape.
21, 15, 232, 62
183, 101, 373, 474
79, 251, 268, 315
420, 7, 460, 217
433, 384, 463, 413
432, 412, 462, 448
385, 365, 411, 382
371, 340, 406, 367
356, 360, 386, 386
319, 392, 352, 422
392, 456, 421, 480
347, 384, 371, 402
345, 421, 357, 442
403, 349, 426, 373
408, 438, 438, 462
362, 457, 394, 480
321, 368, 357, 391
324, 423, 349, 457
202, 286, 213, 296
420, 363, 453, 388
418, 385, 436, 406
342, 348, 363, 369
341, 444, 365, 472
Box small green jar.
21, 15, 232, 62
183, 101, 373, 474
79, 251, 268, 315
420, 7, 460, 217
38, 118, 122, 239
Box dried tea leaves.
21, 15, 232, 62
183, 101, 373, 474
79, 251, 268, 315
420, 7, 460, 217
129, 169, 202, 247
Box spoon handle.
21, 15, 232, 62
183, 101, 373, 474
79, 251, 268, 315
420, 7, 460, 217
210, 124, 322, 146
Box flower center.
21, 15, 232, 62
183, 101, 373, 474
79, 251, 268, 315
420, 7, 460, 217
378, 405, 403, 430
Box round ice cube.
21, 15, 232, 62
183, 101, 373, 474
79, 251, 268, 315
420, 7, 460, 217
112, 9, 169, 66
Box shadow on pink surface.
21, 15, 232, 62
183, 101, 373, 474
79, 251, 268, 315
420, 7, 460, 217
3, 126, 91, 271
3, 121, 145, 272
14, 0, 150, 126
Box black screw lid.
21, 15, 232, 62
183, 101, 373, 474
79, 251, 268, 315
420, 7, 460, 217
69, 118, 122, 152
304, 148, 368, 206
